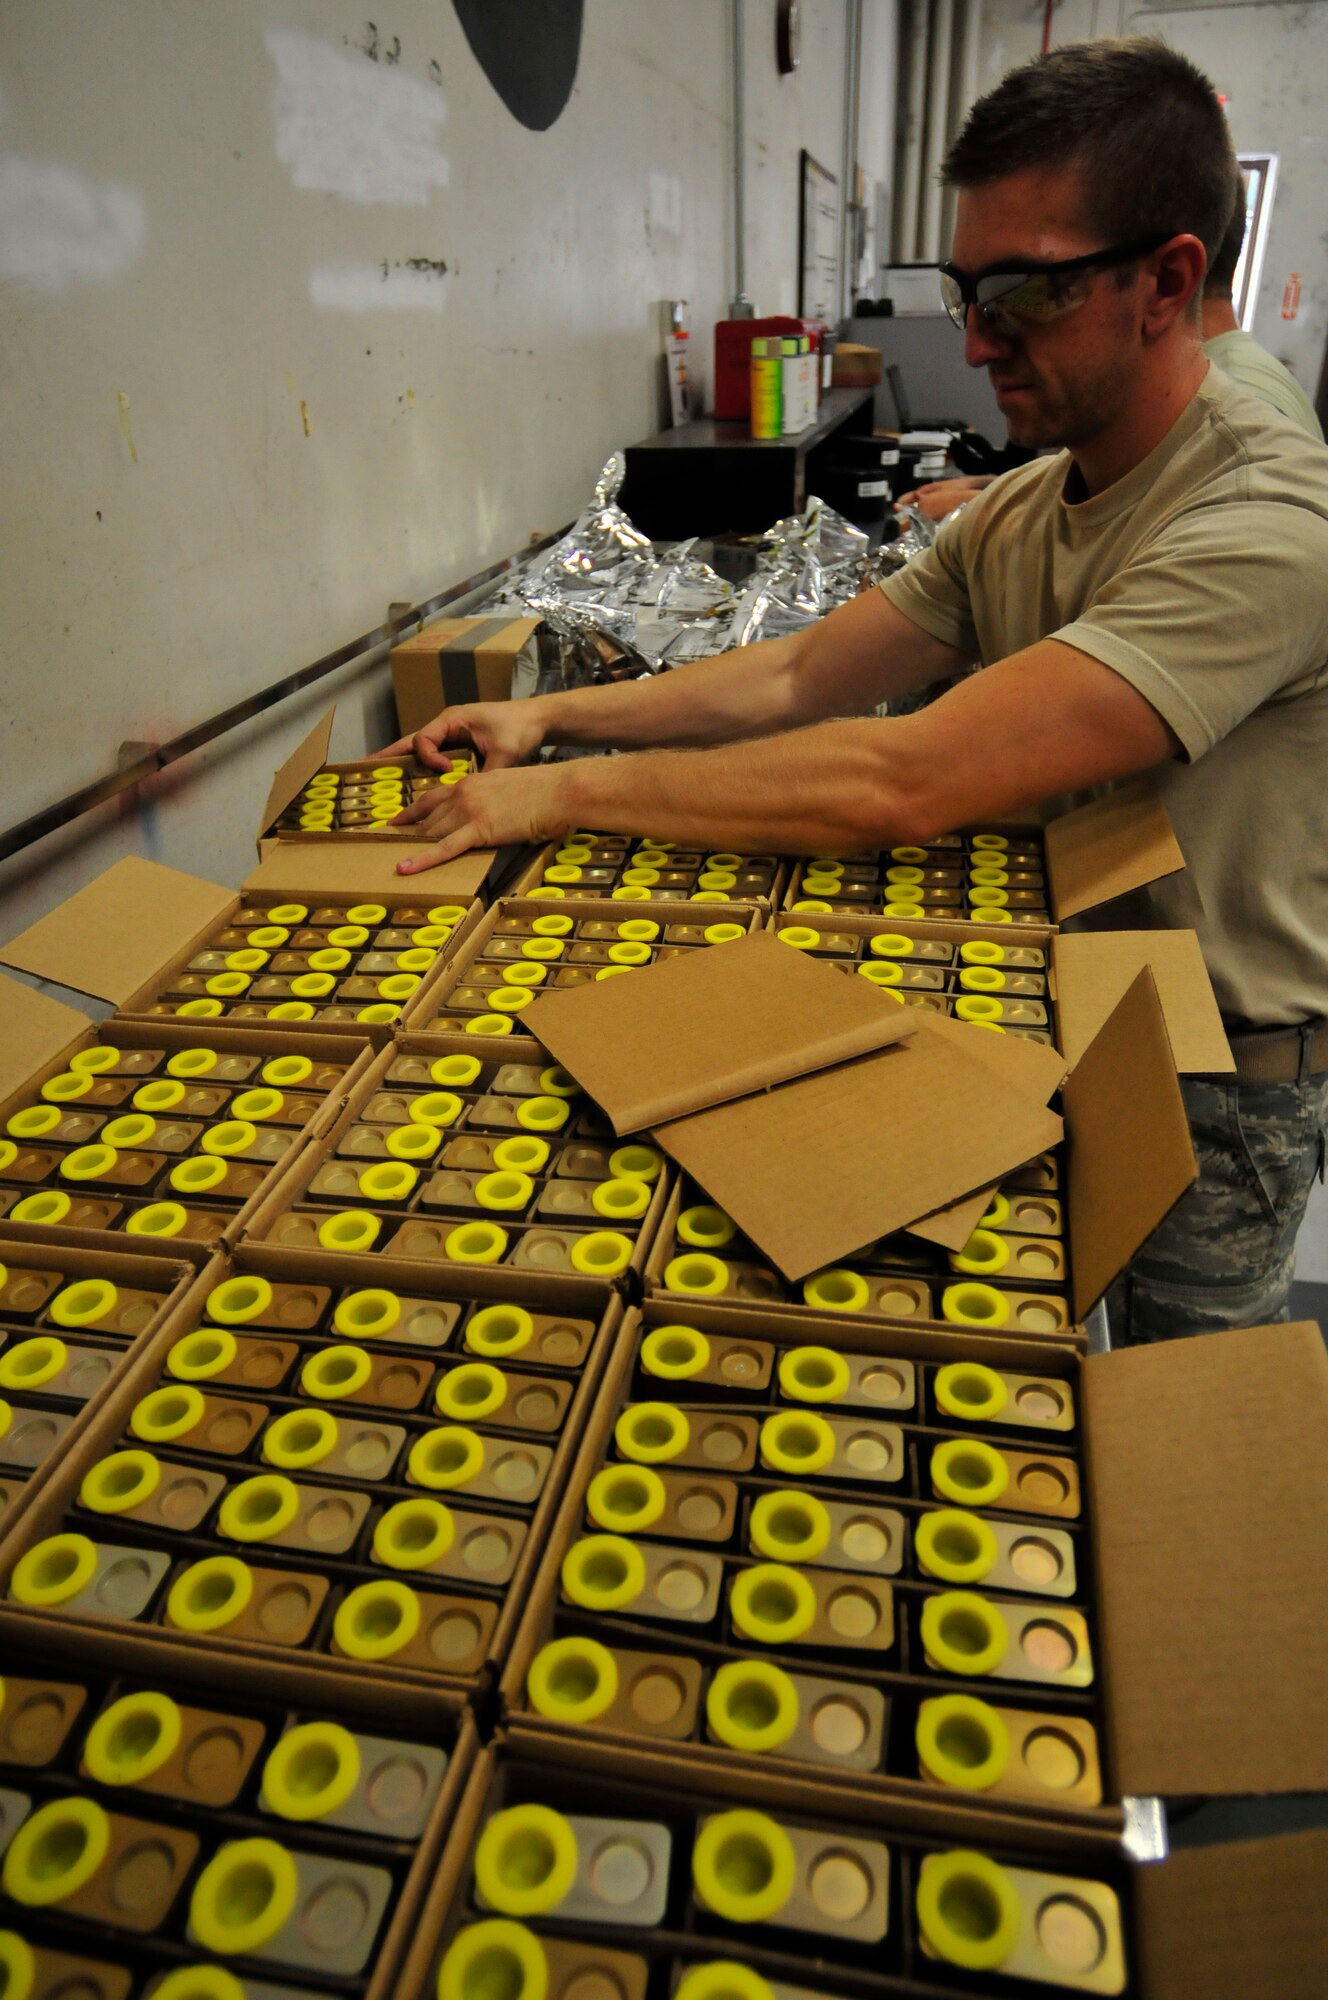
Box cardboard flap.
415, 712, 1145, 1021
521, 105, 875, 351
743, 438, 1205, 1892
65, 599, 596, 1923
1044, 780, 1186, 919
902, 1017, 1069, 1250
257, 705, 336, 840
1085, 1322, 1328, 1800
245, 841, 493, 902
0, 972, 92, 1101
1135, 1831, 1328, 2000
0, 859, 236, 1007
1053, 930, 1234, 1074
652, 1032, 1064, 1283
523, 932, 917, 1134
1063, 967, 1197, 1317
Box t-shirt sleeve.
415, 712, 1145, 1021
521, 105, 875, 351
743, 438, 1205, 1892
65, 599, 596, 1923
1055, 499, 1328, 760
877, 510, 981, 659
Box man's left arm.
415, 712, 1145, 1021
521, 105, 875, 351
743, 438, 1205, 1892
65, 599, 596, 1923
391, 638, 1180, 866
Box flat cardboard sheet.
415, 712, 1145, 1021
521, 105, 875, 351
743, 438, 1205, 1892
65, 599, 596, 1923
257, 704, 336, 839
0, 972, 90, 1102
246, 841, 493, 902
523, 932, 917, 1133
1063, 967, 1197, 1317
1043, 778, 1186, 920
653, 1031, 1064, 1283
1085, 1321, 1328, 1800
0, 858, 236, 1007
901, 1014, 1068, 1250
1135, 1829, 1328, 2000
1053, 928, 1233, 1073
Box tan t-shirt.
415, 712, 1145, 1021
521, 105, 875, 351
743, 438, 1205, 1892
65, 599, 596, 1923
879, 365, 1328, 1025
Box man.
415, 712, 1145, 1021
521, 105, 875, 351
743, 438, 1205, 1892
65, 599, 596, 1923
1201, 198, 1323, 437
380, 38, 1328, 1342
903, 179, 1322, 520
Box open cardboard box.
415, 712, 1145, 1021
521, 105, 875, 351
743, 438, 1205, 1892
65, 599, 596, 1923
0, 972, 376, 1262
418, 893, 766, 1028
508, 836, 791, 910
497, 1302, 1328, 1836
254, 702, 501, 872
624, 964, 1198, 1342
392, 1737, 1328, 2000
0, 1611, 481, 2000
783, 780, 1189, 934
0, 1242, 626, 1697
0, 1237, 201, 1551
761, 907, 1233, 1077
239, 1028, 674, 1300
0, 857, 486, 1043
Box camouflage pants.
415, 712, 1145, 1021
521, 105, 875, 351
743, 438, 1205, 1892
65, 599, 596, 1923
1111, 1073, 1328, 1344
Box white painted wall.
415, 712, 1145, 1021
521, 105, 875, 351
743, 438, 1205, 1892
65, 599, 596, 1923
1, 0, 891, 943
974, 2, 1328, 397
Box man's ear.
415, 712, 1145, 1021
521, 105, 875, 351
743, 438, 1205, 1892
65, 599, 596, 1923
1144, 233, 1207, 336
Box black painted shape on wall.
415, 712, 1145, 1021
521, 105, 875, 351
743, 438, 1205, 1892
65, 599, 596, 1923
452, 0, 584, 131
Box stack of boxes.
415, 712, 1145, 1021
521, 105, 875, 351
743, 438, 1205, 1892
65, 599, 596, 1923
0, 729, 1322, 1999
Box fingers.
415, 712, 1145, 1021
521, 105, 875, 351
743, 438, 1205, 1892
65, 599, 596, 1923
388, 794, 440, 828
413, 727, 457, 771
366, 735, 414, 762
395, 824, 480, 874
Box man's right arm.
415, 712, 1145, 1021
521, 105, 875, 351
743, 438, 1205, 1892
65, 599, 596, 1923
374, 588, 967, 771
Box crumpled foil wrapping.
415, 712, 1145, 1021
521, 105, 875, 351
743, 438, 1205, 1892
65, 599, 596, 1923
491, 456, 936, 693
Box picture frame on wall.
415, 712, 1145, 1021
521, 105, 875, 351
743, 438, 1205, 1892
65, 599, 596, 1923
798, 148, 839, 322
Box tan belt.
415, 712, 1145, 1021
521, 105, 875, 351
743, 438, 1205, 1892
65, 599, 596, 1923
1223, 1019, 1328, 1086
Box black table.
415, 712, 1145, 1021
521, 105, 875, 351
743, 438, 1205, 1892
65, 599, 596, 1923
620, 386, 877, 540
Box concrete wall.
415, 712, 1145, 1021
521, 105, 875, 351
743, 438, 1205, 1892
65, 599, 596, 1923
974, 2, 1328, 398
0, 0, 894, 945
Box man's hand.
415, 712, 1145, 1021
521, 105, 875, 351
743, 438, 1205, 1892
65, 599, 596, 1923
369, 699, 548, 773
896, 474, 995, 523
388, 761, 575, 874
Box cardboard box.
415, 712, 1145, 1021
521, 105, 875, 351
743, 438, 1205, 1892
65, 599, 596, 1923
418, 894, 766, 1031
510, 834, 790, 910
238, 1028, 673, 1298
393, 1739, 1328, 2000
496, 1303, 1328, 1829
785, 782, 1189, 932
831, 342, 884, 388
0, 1612, 480, 2000
523, 933, 1192, 1328
0, 857, 486, 1042
254, 704, 495, 864
390, 615, 542, 738
762, 907, 1234, 1077
0, 972, 375, 1261
0, 1236, 202, 1550
0, 1242, 626, 1695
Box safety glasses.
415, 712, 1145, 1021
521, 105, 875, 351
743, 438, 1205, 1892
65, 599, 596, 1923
939, 235, 1171, 332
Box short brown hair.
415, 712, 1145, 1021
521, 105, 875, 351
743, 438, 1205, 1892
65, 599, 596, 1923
1205, 190, 1247, 296
943, 37, 1238, 268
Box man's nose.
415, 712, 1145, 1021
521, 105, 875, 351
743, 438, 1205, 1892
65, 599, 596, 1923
964, 307, 1016, 370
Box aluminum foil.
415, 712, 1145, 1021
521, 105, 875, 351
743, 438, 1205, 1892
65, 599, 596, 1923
497, 456, 934, 690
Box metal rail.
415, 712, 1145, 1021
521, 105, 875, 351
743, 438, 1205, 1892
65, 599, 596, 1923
0, 528, 564, 866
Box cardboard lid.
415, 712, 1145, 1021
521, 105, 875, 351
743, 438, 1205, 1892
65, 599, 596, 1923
1086, 1321, 1328, 1799
0, 972, 92, 1102
1062, 967, 1198, 1318
1135, 1830, 1328, 2000
1053, 929, 1234, 1074
0, 859, 236, 1007
257, 705, 336, 840
653, 1022, 1064, 1284
245, 841, 493, 902
523, 931, 918, 1133
1044, 780, 1186, 920
901, 1018, 1069, 1250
